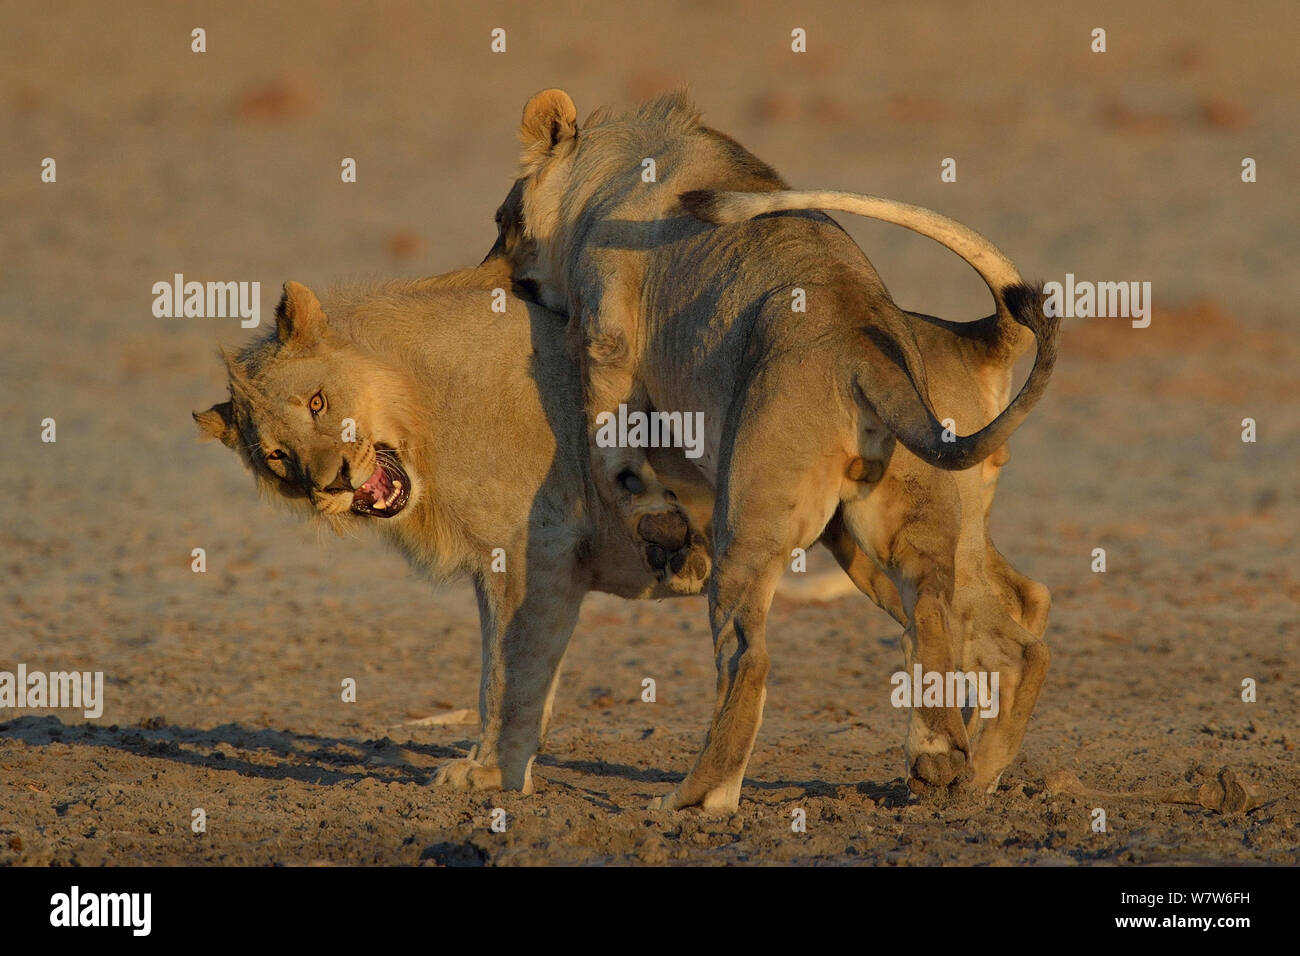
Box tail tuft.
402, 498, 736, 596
1002, 281, 1055, 338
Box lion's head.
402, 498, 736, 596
193, 281, 419, 526
482, 89, 580, 314
485, 88, 788, 317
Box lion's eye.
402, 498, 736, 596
266, 449, 286, 462
309, 391, 326, 416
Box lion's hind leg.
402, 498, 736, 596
651, 384, 843, 812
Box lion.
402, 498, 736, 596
488, 89, 1060, 809
193, 255, 1050, 807
193, 261, 721, 794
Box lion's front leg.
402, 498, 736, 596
433, 562, 584, 794
579, 292, 710, 596
961, 598, 1050, 793
840, 488, 973, 797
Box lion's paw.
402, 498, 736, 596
431, 757, 505, 792
648, 781, 739, 813
639, 520, 711, 595
907, 750, 973, 797
647, 790, 680, 811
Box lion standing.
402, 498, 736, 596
489, 90, 1059, 809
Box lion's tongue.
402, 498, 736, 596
355, 465, 391, 507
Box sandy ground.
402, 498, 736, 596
1, 0, 1296, 866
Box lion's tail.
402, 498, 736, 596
680, 188, 1060, 471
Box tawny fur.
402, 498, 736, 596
196, 263, 723, 794
194, 256, 1051, 806
489, 89, 1057, 808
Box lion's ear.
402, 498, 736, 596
194, 401, 239, 448
275, 280, 326, 346
519, 88, 577, 156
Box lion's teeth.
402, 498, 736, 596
373, 497, 387, 510
393, 480, 403, 491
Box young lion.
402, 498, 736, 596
489, 90, 1060, 809
194, 262, 717, 794
194, 259, 1050, 806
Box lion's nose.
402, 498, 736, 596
320, 458, 354, 494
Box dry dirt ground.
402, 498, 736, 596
1, 1, 1296, 866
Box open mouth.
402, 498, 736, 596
350, 446, 411, 518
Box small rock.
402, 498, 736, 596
1044, 769, 1086, 795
